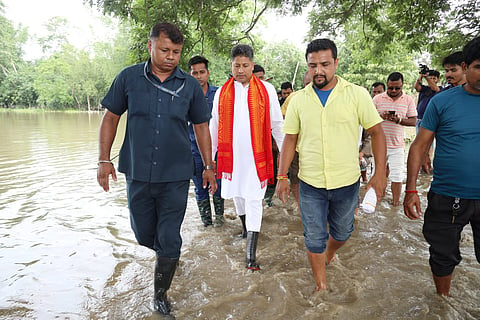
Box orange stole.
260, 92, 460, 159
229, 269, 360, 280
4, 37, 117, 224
217, 76, 274, 187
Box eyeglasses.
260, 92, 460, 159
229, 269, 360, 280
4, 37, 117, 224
388, 87, 402, 91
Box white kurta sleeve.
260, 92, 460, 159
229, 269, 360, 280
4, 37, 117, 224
264, 82, 284, 151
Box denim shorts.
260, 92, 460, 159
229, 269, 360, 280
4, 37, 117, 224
423, 191, 480, 277
299, 180, 359, 253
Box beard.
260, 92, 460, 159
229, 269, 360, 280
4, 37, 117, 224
313, 75, 330, 90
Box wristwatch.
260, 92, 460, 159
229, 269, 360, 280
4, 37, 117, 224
204, 165, 214, 170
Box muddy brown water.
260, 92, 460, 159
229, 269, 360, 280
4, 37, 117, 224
0, 112, 478, 319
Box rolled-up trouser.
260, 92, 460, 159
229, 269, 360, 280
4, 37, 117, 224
233, 197, 263, 232
126, 179, 189, 258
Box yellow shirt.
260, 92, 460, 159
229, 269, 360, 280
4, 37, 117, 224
283, 76, 382, 189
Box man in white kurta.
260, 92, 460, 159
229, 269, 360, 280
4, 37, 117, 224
210, 44, 284, 270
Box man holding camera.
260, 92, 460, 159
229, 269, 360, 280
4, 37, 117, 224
414, 67, 441, 131
414, 67, 441, 173
373, 72, 417, 207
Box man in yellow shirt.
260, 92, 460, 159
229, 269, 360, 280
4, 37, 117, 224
276, 38, 387, 292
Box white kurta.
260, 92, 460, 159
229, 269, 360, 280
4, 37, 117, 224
210, 80, 284, 200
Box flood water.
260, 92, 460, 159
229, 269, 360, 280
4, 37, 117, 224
0, 111, 479, 319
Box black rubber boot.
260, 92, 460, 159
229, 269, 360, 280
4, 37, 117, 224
213, 196, 225, 227
246, 231, 260, 271
154, 256, 179, 315
197, 199, 213, 227
239, 215, 247, 238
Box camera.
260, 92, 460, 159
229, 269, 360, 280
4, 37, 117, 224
419, 64, 430, 75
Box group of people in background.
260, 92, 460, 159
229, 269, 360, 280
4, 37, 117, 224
96, 21, 480, 316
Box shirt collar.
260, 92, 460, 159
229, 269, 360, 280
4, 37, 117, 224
144, 59, 186, 81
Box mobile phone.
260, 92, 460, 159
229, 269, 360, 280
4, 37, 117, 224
389, 111, 396, 115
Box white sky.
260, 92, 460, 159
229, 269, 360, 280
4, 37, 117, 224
2, 0, 112, 60
259, 10, 310, 49
2, 0, 310, 60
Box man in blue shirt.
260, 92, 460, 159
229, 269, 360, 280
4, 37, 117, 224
414, 69, 441, 131
404, 36, 480, 297
97, 23, 217, 316
187, 55, 224, 227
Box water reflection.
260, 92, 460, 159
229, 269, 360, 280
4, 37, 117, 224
0, 112, 478, 319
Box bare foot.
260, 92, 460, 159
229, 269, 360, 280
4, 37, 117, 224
326, 254, 337, 265
313, 283, 327, 292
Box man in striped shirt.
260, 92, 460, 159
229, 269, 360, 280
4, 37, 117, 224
373, 72, 417, 206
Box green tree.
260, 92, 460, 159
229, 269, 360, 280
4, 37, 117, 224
0, 1, 36, 107
87, 0, 270, 67
38, 17, 70, 56
34, 48, 76, 109
334, 21, 418, 91
256, 41, 306, 90
31, 15, 130, 110
302, 0, 478, 62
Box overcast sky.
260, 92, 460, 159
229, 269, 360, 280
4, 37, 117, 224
3, 0, 112, 60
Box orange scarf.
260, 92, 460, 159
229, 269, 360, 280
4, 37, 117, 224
217, 76, 274, 187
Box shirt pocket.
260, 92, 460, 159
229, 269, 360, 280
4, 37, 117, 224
167, 95, 190, 121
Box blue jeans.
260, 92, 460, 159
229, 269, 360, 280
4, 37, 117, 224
192, 152, 221, 201
299, 180, 359, 253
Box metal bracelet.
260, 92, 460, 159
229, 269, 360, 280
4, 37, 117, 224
98, 160, 113, 165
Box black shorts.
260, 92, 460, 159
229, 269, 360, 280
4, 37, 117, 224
422, 191, 480, 276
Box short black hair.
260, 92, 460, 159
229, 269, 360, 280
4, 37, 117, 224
280, 81, 293, 90
253, 64, 265, 74
231, 44, 254, 61
387, 72, 404, 83
442, 51, 464, 67
429, 70, 440, 78
372, 82, 386, 90
149, 22, 184, 44
306, 39, 337, 60
463, 37, 480, 66
188, 55, 209, 70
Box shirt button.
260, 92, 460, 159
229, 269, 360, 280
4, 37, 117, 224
154, 146, 159, 150
155, 130, 160, 134
153, 161, 157, 165
158, 98, 162, 102
157, 114, 161, 118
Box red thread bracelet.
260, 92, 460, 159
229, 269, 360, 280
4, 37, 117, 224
405, 190, 418, 193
